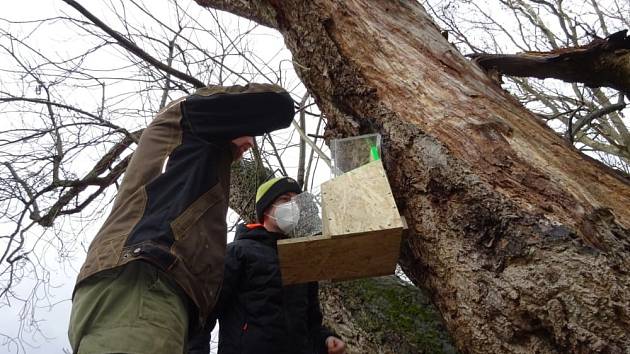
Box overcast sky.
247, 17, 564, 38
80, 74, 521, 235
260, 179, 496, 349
2, 2, 73, 352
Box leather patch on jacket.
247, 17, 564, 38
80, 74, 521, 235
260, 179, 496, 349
170, 183, 225, 241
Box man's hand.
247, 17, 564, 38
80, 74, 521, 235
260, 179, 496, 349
325, 336, 346, 354
230, 136, 254, 160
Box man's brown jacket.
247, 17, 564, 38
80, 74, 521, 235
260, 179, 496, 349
75, 83, 294, 322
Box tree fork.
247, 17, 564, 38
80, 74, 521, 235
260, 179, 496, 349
195, 1, 630, 352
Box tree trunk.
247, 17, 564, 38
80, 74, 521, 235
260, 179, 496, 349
199, 1, 630, 353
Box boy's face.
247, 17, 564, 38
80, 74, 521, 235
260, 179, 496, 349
263, 192, 298, 234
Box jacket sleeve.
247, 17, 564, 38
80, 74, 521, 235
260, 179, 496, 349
181, 83, 295, 142
215, 243, 243, 314
186, 314, 216, 354
307, 282, 338, 354
187, 243, 243, 354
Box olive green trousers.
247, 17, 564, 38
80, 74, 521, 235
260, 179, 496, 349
68, 261, 189, 354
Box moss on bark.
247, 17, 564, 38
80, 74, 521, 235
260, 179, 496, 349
322, 275, 458, 354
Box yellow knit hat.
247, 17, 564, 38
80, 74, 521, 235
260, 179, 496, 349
255, 177, 301, 222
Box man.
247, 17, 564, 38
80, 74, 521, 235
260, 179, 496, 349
189, 177, 346, 354
68, 84, 295, 354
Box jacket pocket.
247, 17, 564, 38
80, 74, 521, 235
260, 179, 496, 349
170, 183, 224, 241
138, 267, 188, 331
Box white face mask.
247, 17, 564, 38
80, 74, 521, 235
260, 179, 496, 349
268, 200, 300, 234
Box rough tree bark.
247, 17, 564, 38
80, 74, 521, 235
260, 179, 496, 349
197, 1, 630, 353
469, 30, 630, 96
228, 158, 269, 223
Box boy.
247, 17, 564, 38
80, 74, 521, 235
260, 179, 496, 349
189, 177, 345, 354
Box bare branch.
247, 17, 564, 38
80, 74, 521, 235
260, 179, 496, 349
470, 30, 630, 95
296, 92, 309, 187
572, 102, 627, 136
62, 0, 205, 88
290, 119, 331, 168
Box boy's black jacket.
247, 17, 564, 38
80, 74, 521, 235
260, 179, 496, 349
188, 224, 336, 354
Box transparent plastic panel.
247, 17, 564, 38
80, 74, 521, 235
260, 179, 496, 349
287, 191, 323, 238
330, 133, 381, 177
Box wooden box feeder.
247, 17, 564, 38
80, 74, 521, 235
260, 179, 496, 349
278, 134, 403, 285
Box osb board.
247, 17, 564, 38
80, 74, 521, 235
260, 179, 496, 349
322, 160, 402, 237
277, 226, 402, 285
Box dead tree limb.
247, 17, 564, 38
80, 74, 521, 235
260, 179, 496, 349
469, 30, 630, 95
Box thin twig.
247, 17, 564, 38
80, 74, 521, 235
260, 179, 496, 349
62, 0, 205, 88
